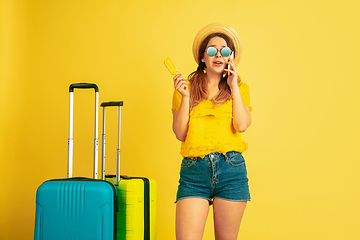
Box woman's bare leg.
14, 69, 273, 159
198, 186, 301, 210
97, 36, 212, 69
176, 198, 210, 240
213, 198, 247, 240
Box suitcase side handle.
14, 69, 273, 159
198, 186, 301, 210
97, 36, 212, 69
101, 101, 124, 185
69, 83, 99, 92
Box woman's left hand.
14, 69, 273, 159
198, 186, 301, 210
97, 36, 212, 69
224, 59, 238, 89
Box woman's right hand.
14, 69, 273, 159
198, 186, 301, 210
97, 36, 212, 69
172, 73, 190, 142
174, 74, 189, 97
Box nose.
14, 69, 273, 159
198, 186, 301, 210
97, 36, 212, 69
215, 49, 222, 57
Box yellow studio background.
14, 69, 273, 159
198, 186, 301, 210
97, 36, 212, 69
1, 0, 360, 239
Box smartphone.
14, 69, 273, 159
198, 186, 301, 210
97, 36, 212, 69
228, 52, 234, 70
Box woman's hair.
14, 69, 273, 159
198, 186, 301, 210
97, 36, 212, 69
188, 33, 237, 110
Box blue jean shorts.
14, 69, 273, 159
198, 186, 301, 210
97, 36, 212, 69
176, 151, 251, 204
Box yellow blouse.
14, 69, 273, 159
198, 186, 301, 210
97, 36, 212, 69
172, 80, 252, 158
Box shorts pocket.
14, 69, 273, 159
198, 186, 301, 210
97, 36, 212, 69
226, 152, 245, 167
181, 158, 196, 168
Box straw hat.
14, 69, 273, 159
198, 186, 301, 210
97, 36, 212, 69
192, 23, 242, 66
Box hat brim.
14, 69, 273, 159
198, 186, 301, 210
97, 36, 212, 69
193, 23, 242, 66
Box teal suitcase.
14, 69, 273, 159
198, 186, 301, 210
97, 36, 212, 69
34, 177, 118, 240
34, 84, 118, 240
101, 101, 157, 240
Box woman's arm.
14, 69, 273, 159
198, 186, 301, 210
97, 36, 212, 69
172, 74, 190, 141
230, 86, 252, 133
225, 60, 252, 133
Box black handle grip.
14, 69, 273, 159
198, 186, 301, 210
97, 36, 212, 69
101, 101, 124, 107
69, 83, 99, 92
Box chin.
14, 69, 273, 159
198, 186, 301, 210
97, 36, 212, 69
210, 67, 225, 74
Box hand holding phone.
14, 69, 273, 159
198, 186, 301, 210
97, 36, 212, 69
228, 52, 234, 70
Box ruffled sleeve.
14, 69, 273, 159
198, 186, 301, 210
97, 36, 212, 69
239, 82, 253, 112
172, 89, 182, 112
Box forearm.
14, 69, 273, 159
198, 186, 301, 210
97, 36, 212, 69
231, 86, 252, 133
172, 96, 190, 141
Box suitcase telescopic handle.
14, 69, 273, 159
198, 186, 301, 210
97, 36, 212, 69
67, 83, 99, 179
100, 101, 123, 185
69, 83, 99, 92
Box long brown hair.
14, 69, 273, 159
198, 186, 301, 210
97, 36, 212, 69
188, 33, 237, 110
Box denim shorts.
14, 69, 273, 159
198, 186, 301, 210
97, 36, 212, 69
176, 151, 251, 204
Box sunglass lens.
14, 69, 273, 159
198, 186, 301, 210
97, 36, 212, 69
207, 47, 217, 57
221, 47, 231, 57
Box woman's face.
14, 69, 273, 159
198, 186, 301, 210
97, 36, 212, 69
201, 36, 231, 75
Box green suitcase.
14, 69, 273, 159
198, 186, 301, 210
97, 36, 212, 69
100, 101, 157, 240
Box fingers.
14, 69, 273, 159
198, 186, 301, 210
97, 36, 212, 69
224, 60, 237, 76
227, 59, 237, 72
173, 74, 189, 96
173, 73, 183, 83
224, 60, 239, 89
173, 74, 184, 88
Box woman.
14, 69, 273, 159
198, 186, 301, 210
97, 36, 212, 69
172, 23, 252, 240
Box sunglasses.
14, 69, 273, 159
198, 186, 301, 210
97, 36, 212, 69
206, 46, 232, 57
